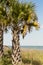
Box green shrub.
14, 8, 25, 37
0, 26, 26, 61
7, 50, 12, 56
2, 50, 12, 65
22, 58, 31, 64
32, 60, 41, 65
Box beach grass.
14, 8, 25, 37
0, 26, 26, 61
0, 46, 43, 65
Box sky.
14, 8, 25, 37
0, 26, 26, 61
3, 0, 43, 46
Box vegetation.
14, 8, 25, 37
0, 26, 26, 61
0, 46, 43, 65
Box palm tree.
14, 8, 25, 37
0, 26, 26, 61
0, 23, 3, 58
0, 1, 4, 57
0, 0, 11, 57
0, 0, 39, 65
11, 1, 39, 65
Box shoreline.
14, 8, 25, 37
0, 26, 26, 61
21, 47, 43, 54
20, 46, 43, 50
3, 45, 43, 52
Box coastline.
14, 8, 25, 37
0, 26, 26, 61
1, 46, 43, 65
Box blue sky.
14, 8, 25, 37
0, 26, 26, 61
3, 0, 43, 46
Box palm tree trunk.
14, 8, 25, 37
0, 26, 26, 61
12, 28, 22, 65
0, 25, 3, 58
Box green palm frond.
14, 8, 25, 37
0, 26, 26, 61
21, 25, 28, 38
0, 0, 39, 36
18, 2, 39, 37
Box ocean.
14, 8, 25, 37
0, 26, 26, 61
21, 46, 43, 50
9, 46, 43, 50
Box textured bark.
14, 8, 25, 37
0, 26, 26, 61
12, 28, 22, 65
0, 25, 3, 58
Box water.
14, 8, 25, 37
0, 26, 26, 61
21, 46, 43, 50
9, 46, 43, 50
